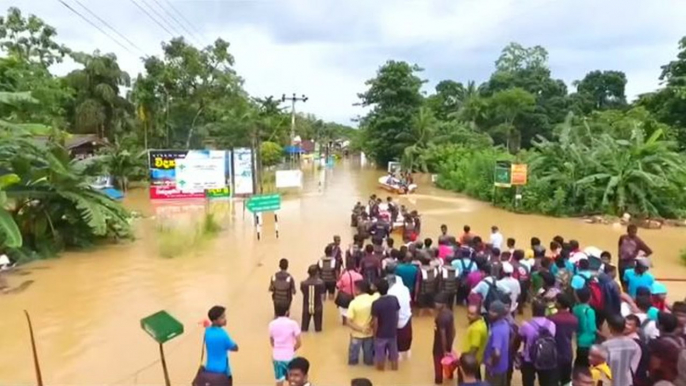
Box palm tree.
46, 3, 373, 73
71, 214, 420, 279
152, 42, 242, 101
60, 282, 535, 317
401, 107, 438, 171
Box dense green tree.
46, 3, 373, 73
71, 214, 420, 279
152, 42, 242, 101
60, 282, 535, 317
638, 37, 686, 149
571, 70, 627, 113
358, 60, 425, 166
0, 7, 70, 66
485, 87, 536, 152
260, 141, 283, 167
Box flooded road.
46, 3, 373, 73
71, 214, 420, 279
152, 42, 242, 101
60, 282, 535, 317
2, 159, 686, 385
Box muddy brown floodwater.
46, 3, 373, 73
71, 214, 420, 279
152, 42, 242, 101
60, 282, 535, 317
2, 159, 686, 386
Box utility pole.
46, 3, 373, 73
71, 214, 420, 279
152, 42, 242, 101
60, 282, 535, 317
281, 93, 308, 148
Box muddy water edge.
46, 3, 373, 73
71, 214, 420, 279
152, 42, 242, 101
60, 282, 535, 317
1, 159, 686, 386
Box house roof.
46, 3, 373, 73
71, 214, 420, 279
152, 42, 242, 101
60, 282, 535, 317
34, 134, 106, 150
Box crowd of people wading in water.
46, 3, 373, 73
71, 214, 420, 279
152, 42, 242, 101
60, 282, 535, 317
194, 194, 686, 386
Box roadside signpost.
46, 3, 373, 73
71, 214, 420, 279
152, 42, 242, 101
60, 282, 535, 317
246, 194, 282, 240
140, 310, 184, 386
493, 161, 528, 210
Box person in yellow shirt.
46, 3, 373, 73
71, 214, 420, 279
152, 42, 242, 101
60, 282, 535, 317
461, 304, 488, 379
346, 280, 380, 366
589, 344, 612, 385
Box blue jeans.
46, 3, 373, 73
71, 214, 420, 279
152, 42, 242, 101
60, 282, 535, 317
348, 337, 374, 365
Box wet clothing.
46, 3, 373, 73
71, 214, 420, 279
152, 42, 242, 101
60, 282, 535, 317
360, 254, 382, 282
433, 309, 455, 384
300, 277, 325, 332
318, 256, 339, 293
371, 295, 400, 339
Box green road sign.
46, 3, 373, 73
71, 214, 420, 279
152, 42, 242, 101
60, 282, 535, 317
140, 310, 184, 344
494, 160, 512, 188
247, 194, 281, 213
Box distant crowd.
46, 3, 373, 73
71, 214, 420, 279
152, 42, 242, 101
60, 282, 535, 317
193, 194, 685, 386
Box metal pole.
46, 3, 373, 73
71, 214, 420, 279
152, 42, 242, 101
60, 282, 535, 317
256, 213, 262, 240
159, 343, 171, 386
24, 311, 43, 386
274, 212, 279, 239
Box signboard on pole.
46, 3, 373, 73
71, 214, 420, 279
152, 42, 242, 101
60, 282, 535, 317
247, 194, 281, 213
494, 160, 512, 188
149, 150, 231, 200
175, 151, 226, 193
276, 170, 303, 188
233, 148, 254, 195
511, 164, 528, 186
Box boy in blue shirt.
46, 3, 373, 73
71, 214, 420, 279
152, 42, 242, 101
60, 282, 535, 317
204, 305, 239, 379
623, 257, 655, 299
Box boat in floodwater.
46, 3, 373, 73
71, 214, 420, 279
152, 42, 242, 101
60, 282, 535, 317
378, 176, 417, 194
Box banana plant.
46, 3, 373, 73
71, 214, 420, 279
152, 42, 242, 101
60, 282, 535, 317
0, 173, 22, 248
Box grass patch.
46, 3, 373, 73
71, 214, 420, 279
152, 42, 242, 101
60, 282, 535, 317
155, 208, 224, 258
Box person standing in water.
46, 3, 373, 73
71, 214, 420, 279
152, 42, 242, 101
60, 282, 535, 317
203, 306, 239, 384
318, 245, 339, 300
347, 280, 380, 366
371, 278, 400, 371
269, 258, 297, 317
329, 235, 343, 268
300, 265, 325, 332
336, 258, 364, 324
269, 304, 302, 386
432, 293, 455, 385
618, 224, 653, 291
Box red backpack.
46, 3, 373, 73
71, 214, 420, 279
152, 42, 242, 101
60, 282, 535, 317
582, 275, 604, 310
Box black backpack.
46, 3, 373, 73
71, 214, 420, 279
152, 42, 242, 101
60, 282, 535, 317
529, 322, 558, 371
483, 278, 510, 311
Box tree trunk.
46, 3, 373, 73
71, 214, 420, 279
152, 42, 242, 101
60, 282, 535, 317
185, 106, 205, 149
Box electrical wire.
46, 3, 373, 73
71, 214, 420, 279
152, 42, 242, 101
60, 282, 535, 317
72, 0, 146, 55
129, 0, 176, 37
138, 0, 185, 38
56, 0, 136, 55
163, 0, 206, 40
149, 0, 204, 45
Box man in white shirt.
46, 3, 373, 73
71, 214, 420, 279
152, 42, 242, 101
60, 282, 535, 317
388, 277, 413, 359
497, 262, 521, 313
489, 226, 503, 251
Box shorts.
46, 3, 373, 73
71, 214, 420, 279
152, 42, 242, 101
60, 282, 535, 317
324, 281, 336, 294
272, 360, 290, 381
374, 337, 399, 363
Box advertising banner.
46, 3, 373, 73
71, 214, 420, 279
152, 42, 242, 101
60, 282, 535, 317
275, 170, 303, 188
233, 147, 254, 195
494, 160, 512, 188
149, 150, 232, 200
511, 163, 528, 186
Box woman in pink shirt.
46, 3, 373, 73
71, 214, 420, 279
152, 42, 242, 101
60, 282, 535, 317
336, 260, 363, 324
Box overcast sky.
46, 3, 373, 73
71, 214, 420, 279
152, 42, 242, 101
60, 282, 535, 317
7, 0, 686, 125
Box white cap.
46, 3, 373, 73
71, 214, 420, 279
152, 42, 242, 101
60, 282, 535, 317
502, 262, 514, 274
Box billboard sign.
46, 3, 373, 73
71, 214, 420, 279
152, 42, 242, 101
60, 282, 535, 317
233, 148, 254, 195
149, 150, 231, 200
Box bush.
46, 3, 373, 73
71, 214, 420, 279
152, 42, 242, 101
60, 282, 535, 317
260, 141, 283, 168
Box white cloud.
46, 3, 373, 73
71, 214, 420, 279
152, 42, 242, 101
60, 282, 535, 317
7, 0, 686, 125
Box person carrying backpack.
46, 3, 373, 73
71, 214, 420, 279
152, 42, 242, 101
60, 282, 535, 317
514, 299, 558, 386
269, 258, 297, 317
471, 267, 511, 316
452, 249, 476, 306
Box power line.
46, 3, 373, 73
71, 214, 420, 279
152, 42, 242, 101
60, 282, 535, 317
56, 0, 136, 55
128, 0, 176, 37
138, 0, 185, 38
72, 0, 145, 55
149, 0, 203, 45
163, 0, 206, 43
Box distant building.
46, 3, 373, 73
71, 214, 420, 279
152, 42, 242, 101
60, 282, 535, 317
34, 134, 107, 159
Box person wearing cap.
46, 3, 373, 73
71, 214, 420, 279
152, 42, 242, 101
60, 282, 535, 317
432, 292, 455, 384
483, 300, 511, 386
623, 257, 655, 299
497, 262, 521, 314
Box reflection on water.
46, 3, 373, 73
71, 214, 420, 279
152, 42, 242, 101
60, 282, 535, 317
1, 158, 686, 385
